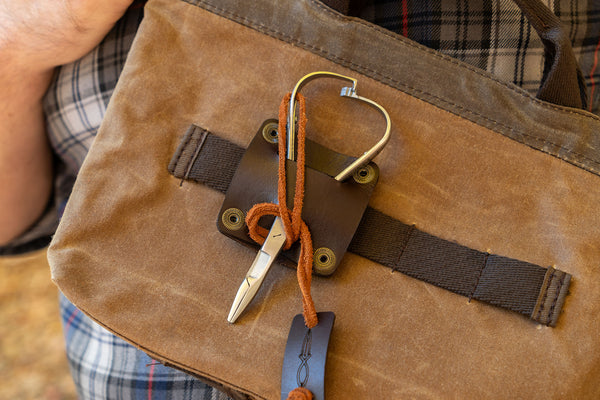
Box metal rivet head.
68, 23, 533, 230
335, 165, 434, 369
313, 247, 336, 275
221, 208, 245, 231
262, 122, 279, 144
352, 164, 378, 184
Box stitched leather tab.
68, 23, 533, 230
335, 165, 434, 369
530, 267, 571, 327
217, 120, 378, 276
168, 125, 245, 192
281, 312, 335, 400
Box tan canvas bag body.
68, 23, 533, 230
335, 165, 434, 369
49, 0, 600, 398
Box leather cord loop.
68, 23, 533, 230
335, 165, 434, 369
245, 93, 318, 329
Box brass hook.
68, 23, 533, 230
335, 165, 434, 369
287, 71, 391, 181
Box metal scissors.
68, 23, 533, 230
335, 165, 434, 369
227, 216, 286, 323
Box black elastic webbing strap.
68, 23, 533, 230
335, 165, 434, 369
168, 125, 571, 326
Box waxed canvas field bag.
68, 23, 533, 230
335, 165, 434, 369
48, 0, 600, 398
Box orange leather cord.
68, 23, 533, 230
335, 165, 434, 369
245, 93, 318, 330
286, 387, 314, 400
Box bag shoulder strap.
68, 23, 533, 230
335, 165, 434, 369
323, 0, 588, 109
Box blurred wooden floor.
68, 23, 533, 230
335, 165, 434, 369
0, 250, 77, 400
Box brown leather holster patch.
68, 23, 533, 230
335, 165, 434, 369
217, 120, 378, 276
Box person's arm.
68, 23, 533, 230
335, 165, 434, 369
0, 0, 134, 245
0, 62, 54, 244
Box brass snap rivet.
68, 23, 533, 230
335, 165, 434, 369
352, 164, 378, 184
262, 122, 279, 144
222, 208, 245, 231
314, 247, 336, 275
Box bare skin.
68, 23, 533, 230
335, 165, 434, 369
0, 0, 134, 244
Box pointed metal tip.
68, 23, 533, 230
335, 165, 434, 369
227, 305, 241, 324
226, 217, 287, 324
227, 277, 252, 324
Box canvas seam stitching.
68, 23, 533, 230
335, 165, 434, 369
182, 0, 600, 174
186, 0, 600, 120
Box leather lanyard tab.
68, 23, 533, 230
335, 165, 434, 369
281, 312, 335, 400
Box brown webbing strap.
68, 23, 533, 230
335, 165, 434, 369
168, 125, 571, 326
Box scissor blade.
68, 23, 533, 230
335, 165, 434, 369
227, 217, 287, 323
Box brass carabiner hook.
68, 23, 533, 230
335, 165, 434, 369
287, 71, 391, 181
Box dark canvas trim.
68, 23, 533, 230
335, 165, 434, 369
168, 125, 571, 327
181, 0, 600, 178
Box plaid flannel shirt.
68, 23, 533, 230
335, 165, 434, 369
45, 5, 234, 400
2, 1, 599, 398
